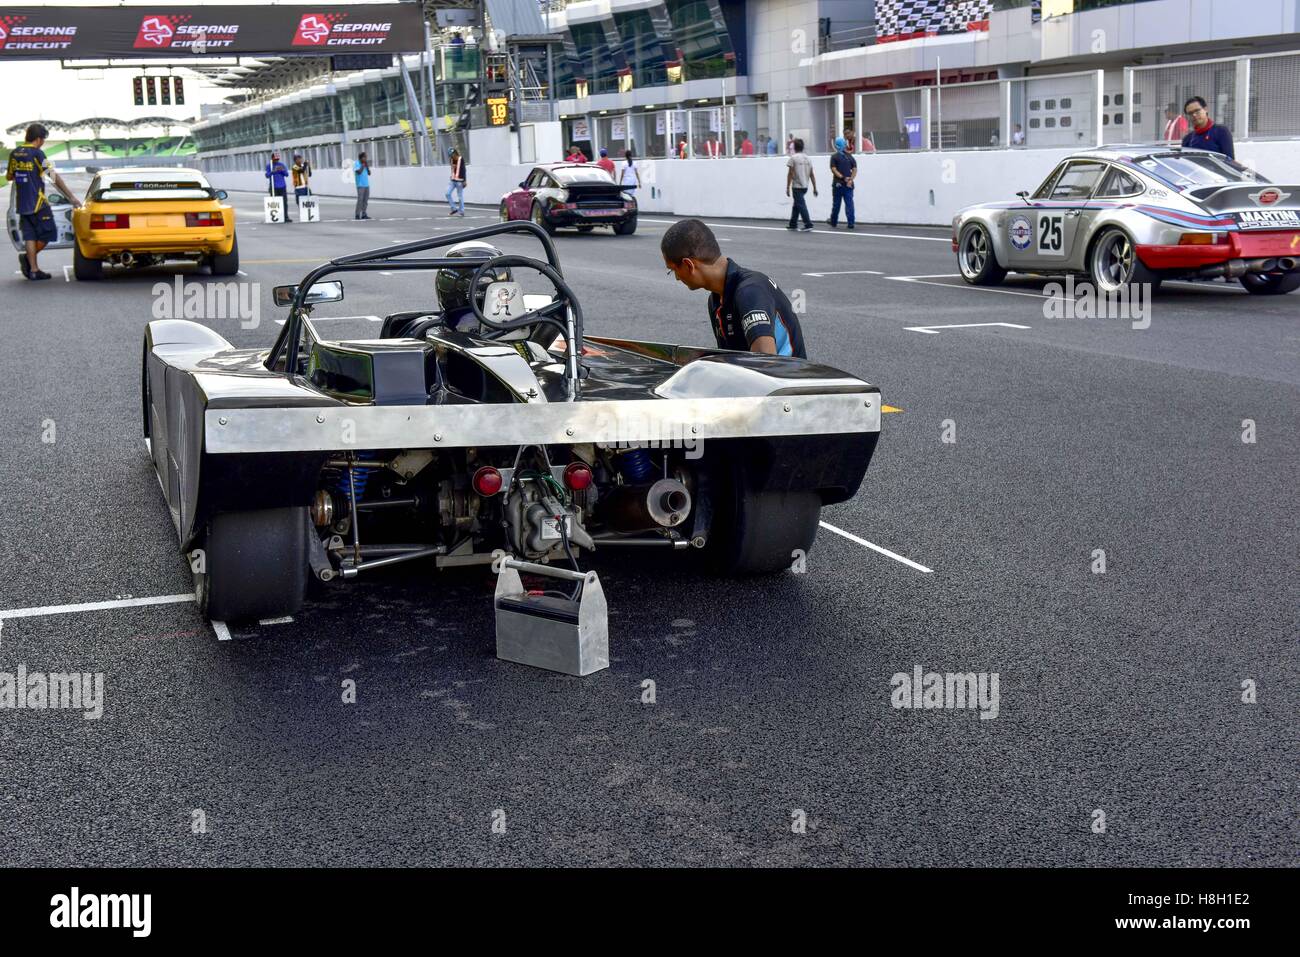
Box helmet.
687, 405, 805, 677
435, 241, 512, 317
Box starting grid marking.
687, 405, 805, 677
0, 518, 931, 634
0, 593, 293, 642
888, 273, 1050, 300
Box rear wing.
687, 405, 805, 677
1190, 183, 1299, 214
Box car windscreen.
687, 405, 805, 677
553, 167, 615, 185
1134, 153, 1267, 190
95, 180, 212, 201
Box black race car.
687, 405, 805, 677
142, 222, 881, 622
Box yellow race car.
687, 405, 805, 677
72, 167, 237, 280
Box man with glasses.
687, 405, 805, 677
1180, 96, 1234, 159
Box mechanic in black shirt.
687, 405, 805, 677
661, 218, 806, 358
5, 123, 81, 280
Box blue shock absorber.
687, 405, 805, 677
334, 453, 376, 501
617, 448, 653, 483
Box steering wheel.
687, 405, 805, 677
468, 254, 584, 352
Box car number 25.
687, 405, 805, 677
1036, 212, 1065, 256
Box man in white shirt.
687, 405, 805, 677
785, 138, 818, 231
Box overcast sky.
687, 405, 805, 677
0, 0, 403, 137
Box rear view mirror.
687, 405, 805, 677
520, 181, 529, 188
1016, 190, 1030, 201
273, 280, 344, 307
215, 189, 229, 201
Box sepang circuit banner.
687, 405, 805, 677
0, 5, 426, 58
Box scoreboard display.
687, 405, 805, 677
486, 96, 509, 127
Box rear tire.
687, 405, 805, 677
704, 457, 821, 575
1088, 227, 1159, 295
73, 242, 103, 280
209, 235, 239, 276
1240, 271, 1300, 295
195, 506, 308, 622
614, 215, 638, 236
531, 202, 555, 236
957, 223, 1005, 285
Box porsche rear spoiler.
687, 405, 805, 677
1189, 183, 1300, 213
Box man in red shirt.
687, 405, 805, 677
595, 148, 616, 177
1163, 104, 1188, 143
565, 144, 587, 163
740, 134, 755, 156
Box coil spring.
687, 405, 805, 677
333, 456, 376, 501
616, 448, 653, 482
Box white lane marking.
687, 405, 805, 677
819, 521, 933, 574
378, 271, 394, 276
258, 616, 294, 626
641, 218, 950, 242
0, 593, 196, 620
212, 620, 232, 641
905, 321, 1032, 334
236, 269, 248, 277
803, 269, 884, 277
887, 274, 1049, 299
62, 264, 72, 282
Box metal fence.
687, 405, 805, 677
1127, 50, 1300, 142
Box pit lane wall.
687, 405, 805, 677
206, 127, 1300, 227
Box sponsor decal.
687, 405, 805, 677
293, 13, 394, 47
1249, 187, 1291, 207
1146, 188, 1168, 198
741, 310, 770, 332
1237, 208, 1300, 230
0, 15, 78, 51
134, 14, 240, 50
1009, 215, 1032, 251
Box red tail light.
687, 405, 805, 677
472, 466, 503, 497
563, 462, 593, 491
185, 211, 224, 227
90, 214, 129, 229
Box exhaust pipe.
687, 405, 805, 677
119, 251, 134, 267
1279, 257, 1297, 271
599, 478, 692, 532
1196, 259, 1250, 279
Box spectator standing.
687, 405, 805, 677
703, 135, 721, 158
565, 143, 587, 162
861, 132, 876, 153
620, 150, 641, 193
353, 151, 372, 220
677, 138, 688, 159
291, 153, 312, 211
1011, 124, 1025, 146
446, 148, 467, 216
5, 122, 82, 280
596, 148, 616, 177
1181, 96, 1234, 158
766, 135, 778, 155
785, 137, 817, 231
1163, 103, 1188, 143
785, 134, 796, 156
740, 132, 755, 156
265, 151, 292, 222
827, 136, 857, 230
